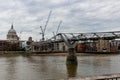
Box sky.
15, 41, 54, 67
0, 0, 120, 41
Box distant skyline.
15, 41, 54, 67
0, 0, 120, 41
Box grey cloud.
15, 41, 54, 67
0, 0, 120, 40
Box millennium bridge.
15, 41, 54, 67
40, 31, 120, 52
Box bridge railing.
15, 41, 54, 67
51, 73, 120, 80
47, 31, 120, 43
78, 73, 120, 80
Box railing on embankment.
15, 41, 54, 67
51, 73, 120, 80
77, 73, 120, 80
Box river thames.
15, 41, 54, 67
0, 53, 120, 80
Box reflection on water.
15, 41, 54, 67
0, 54, 120, 80
66, 64, 77, 77
5, 57, 17, 80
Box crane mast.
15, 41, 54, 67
40, 26, 44, 40
56, 20, 62, 35
40, 10, 52, 41
44, 10, 52, 33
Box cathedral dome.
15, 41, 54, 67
8, 24, 16, 34
7, 24, 19, 41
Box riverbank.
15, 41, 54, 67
0, 51, 119, 56
0, 51, 68, 56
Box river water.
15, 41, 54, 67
0, 54, 120, 80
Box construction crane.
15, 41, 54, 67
40, 10, 52, 41
52, 20, 62, 40
56, 20, 62, 35
40, 26, 44, 40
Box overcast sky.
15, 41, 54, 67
0, 0, 120, 41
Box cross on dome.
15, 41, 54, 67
11, 24, 13, 29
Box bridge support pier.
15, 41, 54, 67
60, 33, 78, 65
66, 48, 77, 65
